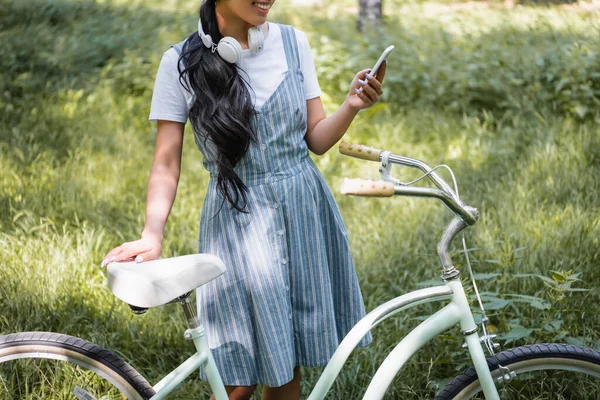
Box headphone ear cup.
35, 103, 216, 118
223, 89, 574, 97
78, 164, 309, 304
217, 37, 243, 64
247, 26, 264, 54
200, 33, 213, 49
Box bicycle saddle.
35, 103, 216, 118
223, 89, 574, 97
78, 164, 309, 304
107, 254, 226, 308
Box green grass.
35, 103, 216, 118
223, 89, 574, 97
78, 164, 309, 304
1, 0, 599, 398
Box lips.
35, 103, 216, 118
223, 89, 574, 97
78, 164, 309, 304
253, 2, 272, 13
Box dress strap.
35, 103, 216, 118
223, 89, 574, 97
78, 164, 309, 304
171, 39, 187, 55
279, 24, 301, 70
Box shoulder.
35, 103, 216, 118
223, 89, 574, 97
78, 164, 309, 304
170, 39, 188, 56
153, 41, 191, 94
292, 27, 308, 42
291, 27, 313, 62
160, 45, 184, 69
292, 27, 312, 54
156, 36, 191, 71
153, 49, 181, 85
286, 24, 310, 48
273, 23, 309, 46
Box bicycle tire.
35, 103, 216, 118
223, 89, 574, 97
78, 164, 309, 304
0, 332, 156, 400
436, 343, 600, 399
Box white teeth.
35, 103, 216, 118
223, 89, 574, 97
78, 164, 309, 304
254, 3, 270, 10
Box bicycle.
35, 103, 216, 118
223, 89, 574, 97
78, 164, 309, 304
1, 141, 599, 399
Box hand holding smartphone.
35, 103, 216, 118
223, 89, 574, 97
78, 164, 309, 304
355, 45, 393, 95
370, 45, 394, 77
351, 45, 393, 105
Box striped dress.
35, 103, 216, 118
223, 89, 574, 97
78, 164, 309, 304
195, 24, 372, 387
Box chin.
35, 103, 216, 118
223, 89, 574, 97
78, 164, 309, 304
247, 16, 268, 26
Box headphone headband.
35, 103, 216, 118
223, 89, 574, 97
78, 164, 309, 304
197, 18, 216, 52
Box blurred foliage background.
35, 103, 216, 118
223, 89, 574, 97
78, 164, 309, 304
0, 0, 599, 398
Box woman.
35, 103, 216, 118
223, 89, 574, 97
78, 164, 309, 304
103, 0, 386, 398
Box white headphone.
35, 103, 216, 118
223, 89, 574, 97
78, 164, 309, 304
197, 18, 264, 64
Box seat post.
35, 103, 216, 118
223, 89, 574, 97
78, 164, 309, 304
181, 295, 200, 329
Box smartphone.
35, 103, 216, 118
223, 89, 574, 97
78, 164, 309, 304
370, 45, 395, 77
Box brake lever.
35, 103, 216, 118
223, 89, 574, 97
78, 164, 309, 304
378, 151, 403, 185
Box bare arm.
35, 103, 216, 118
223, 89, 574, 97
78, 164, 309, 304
304, 62, 386, 155
102, 120, 185, 265
142, 120, 185, 241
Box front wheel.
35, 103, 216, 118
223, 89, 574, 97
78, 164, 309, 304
0, 332, 156, 400
436, 343, 600, 399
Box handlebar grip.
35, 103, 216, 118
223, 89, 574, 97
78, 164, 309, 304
339, 141, 382, 162
340, 178, 395, 197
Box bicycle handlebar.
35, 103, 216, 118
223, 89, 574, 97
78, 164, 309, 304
340, 178, 395, 197
340, 142, 460, 199
339, 142, 381, 162
338, 142, 479, 226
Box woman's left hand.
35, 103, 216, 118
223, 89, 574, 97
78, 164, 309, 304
345, 61, 387, 112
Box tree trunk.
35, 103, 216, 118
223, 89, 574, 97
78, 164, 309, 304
357, 0, 382, 33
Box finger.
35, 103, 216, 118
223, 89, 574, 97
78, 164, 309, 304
359, 80, 379, 102
353, 69, 371, 90
135, 248, 161, 264
375, 60, 387, 85
353, 88, 375, 106
365, 73, 383, 95
104, 246, 123, 260
114, 243, 153, 263
102, 254, 133, 267
115, 250, 146, 263
355, 82, 377, 103
357, 69, 371, 79
101, 246, 124, 267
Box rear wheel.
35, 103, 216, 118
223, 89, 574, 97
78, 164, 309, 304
436, 343, 600, 399
0, 332, 155, 400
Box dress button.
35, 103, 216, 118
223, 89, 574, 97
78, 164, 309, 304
288, 313, 292, 319
282, 259, 288, 265
272, 203, 280, 209
277, 229, 284, 236
285, 286, 289, 292
266, 172, 272, 179
260, 144, 267, 150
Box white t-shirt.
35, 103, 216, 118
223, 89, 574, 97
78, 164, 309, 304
149, 23, 321, 123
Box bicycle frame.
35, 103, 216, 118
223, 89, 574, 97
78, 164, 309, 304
309, 279, 499, 400
147, 278, 499, 400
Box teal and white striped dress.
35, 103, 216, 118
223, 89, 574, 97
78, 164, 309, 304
190, 25, 371, 387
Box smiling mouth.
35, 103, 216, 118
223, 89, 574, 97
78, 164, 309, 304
253, 2, 271, 11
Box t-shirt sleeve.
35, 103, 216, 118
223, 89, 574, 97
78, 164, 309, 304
295, 29, 322, 101
148, 48, 191, 124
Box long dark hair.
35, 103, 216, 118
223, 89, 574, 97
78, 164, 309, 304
178, 0, 256, 212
